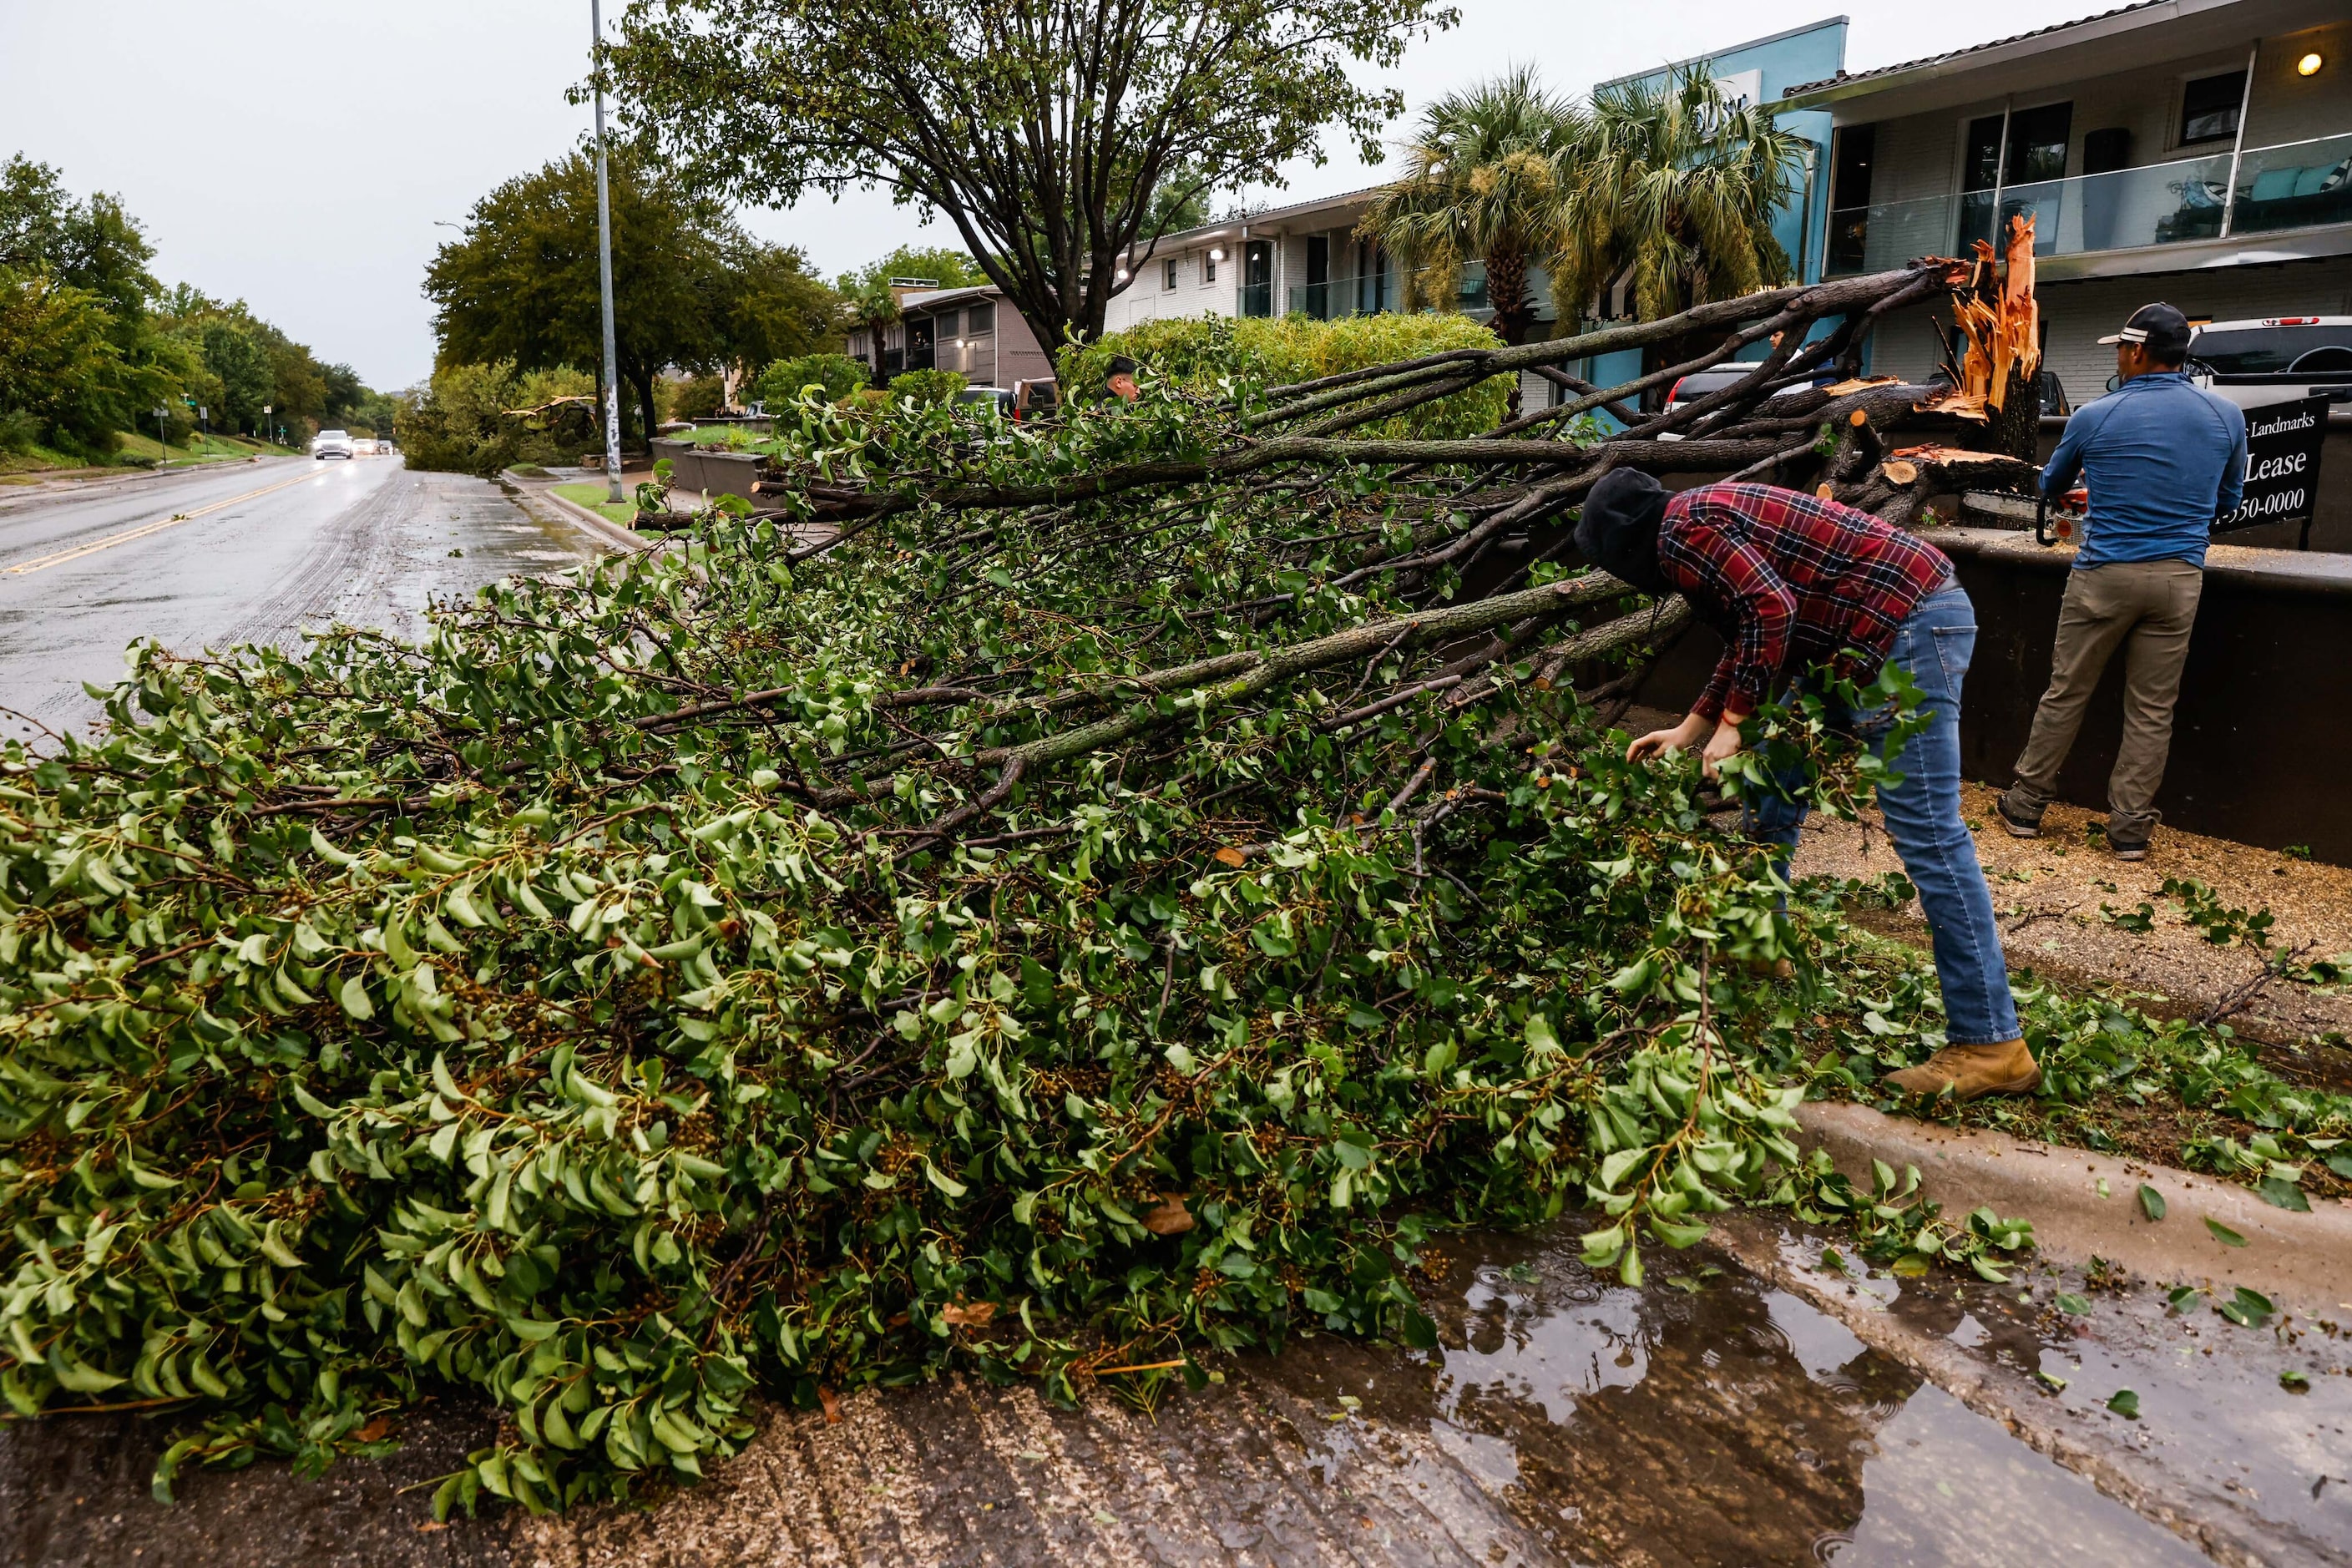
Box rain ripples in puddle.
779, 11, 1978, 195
1257, 1227, 2208, 1565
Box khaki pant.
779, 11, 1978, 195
2008, 559, 2203, 836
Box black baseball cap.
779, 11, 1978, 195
2098, 302, 2192, 357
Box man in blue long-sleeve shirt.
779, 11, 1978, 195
1996, 303, 2247, 859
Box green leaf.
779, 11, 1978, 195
2256, 1176, 2309, 1212
923, 1159, 968, 1198
2106, 1388, 2140, 1419
2137, 1184, 2165, 1222
2055, 1292, 2089, 1315
2203, 1216, 2248, 1247
1523, 1012, 1560, 1056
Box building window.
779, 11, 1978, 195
1962, 114, 2005, 196
1827, 123, 1875, 275
2006, 103, 2072, 185
966, 301, 994, 336
1204, 251, 1216, 284
1960, 103, 2071, 248
1164, 257, 1178, 291
1240, 240, 1272, 317
2180, 71, 2246, 144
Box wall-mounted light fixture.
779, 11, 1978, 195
2297, 50, 2324, 76
1115, 267, 1129, 281
1208, 246, 1226, 262
955, 338, 967, 349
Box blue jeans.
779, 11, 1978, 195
1748, 584, 2020, 1046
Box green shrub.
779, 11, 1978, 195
752, 353, 872, 407
1061, 314, 1513, 439
394, 363, 596, 476
888, 368, 968, 407
671, 372, 728, 421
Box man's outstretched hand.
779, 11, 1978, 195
1626, 711, 1746, 780
1626, 711, 1712, 764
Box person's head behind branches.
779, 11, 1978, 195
1575, 468, 1672, 594
1105, 355, 1141, 402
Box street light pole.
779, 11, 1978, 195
590, 0, 625, 505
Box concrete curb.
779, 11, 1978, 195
1796, 1099, 2352, 1307
503, 471, 656, 554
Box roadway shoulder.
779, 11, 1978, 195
502, 469, 655, 554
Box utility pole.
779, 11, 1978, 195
590, 0, 625, 505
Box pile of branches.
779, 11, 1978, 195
0, 262, 2036, 1514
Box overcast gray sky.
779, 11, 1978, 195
1, 2, 2107, 392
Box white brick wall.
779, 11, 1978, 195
1101, 247, 1237, 332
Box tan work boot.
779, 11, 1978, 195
1884, 1039, 2041, 1104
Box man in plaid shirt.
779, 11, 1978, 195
1577, 471, 2035, 1105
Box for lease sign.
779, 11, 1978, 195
2216, 395, 2327, 533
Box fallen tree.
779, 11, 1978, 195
14, 249, 2335, 1518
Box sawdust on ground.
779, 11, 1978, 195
1791, 780, 2352, 1075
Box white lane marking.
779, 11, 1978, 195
4, 468, 331, 576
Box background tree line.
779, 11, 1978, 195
1, 155, 392, 463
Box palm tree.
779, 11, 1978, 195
1547, 68, 1809, 331
1358, 68, 1577, 347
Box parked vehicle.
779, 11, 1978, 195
1662, 367, 1823, 412
2187, 317, 2352, 410
956, 385, 1015, 416
1011, 377, 1060, 422
311, 429, 352, 461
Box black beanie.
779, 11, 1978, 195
1575, 468, 1670, 594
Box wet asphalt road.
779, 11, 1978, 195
0, 456, 604, 743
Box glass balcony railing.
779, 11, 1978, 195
1286, 271, 1399, 320
1825, 134, 2350, 273
1236, 281, 1272, 318
2229, 131, 2352, 235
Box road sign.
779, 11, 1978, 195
2216, 395, 2327, 535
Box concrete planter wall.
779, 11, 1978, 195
669, 448, 763, 503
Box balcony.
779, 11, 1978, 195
1284, 271, 1399, 320
1827, 131, 2352, 275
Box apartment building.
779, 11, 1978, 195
845, 283, 1055, 390
1785, 0, 2349, 403
1102, 19, 1851, 415
1100, 186, 1410, 334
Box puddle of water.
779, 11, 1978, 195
1251, 1227, 2212, 1566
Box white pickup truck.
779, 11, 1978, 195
2188, 317, 2352, 411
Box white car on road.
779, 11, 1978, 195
311, 430, 353, 461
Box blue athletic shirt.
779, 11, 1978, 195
2039, 371, 2247, 569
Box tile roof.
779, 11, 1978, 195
1780, 1, 2166, 98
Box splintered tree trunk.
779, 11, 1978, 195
1984, 364, 2041, 463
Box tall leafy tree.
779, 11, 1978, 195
424, 142, 837, 443
1358, 67, 1576, 347
605, 0, 1454, 354
0, 158, 186, 451
1547, 68, 1808, 330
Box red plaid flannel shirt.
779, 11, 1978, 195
1658, 483, 1955, 721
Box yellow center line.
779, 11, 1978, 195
4, 468, 329, 576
